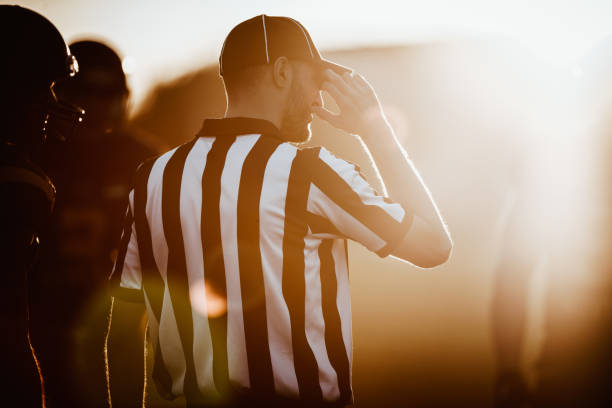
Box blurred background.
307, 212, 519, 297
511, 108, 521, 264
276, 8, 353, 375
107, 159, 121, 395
15, 0, 612, 407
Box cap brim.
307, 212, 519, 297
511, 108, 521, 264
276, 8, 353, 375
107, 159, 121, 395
317, 58, 352, 75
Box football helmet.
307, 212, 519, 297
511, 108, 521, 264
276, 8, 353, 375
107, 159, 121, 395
0, 5, 84, 146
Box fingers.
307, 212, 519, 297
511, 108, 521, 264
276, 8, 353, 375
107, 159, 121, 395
317, 69, 382, 135
342, 72, 362, 93
324, 69, 359, 100
323, 69, 376, 104
312, 105, 337, 124
320, 80, 357, 112
325, 69, 371, 93
352, 73, 373, 93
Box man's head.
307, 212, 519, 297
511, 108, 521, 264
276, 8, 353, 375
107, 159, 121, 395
220, 15, 350, 143
55, 40, 129, 136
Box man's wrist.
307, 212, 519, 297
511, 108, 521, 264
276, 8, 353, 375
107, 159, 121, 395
358, 117, 398, 149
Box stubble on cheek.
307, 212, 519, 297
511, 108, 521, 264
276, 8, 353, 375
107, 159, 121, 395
280, 95, 311, 143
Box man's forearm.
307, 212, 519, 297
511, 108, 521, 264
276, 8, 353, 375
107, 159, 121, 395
361, 120, 448, 237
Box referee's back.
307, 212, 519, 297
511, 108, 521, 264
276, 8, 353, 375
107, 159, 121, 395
110, 117, 413, 406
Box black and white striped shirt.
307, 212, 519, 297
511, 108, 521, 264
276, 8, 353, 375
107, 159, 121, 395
110, 117, 412, 406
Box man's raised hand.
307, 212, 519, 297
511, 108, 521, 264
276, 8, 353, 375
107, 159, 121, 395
313, 69, 390, 139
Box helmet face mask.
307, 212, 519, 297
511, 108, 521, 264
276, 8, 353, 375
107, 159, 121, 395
44, 81, 85, 142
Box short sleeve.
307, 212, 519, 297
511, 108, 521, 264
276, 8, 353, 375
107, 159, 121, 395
306, 147, 413, 257
109, 189, 144, 302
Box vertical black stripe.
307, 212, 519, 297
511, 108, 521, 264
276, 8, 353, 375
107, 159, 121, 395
109, 204, 143, 302
319, 240, 352, 404
161, 139, 200, 399
282, 147, 323, 400
152, 340, 174, 399
109, 205, 133, 289
306, 212, 345, 237
133, 159, 163, 320
132, 158, 173, 395
201, 136, 236, 396
236, 135, 281, 394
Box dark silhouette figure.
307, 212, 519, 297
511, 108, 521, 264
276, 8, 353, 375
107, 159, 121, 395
491, 185, 538, 408
28, 40, 157, 408
491, 46, 612, 407
0, 5, 84, 407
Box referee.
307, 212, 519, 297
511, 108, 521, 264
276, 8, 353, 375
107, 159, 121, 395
107, 15, 452, 408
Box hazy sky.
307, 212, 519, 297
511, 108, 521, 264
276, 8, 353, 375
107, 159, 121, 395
15, 0, 612, 109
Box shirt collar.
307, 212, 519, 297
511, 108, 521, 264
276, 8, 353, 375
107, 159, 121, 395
197, 117, 281, 139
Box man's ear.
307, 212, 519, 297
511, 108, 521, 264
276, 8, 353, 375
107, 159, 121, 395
272, 56, 292, 89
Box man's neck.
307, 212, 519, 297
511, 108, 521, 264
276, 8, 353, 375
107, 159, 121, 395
224, 102, 282, 130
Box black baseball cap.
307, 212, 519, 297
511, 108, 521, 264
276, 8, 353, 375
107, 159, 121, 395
219, 14, 351, 76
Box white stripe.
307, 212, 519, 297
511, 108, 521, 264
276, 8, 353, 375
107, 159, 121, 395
147, 148, 187, 395
262, 15, 270, 63
148, 148, 177, 282
259, 143, 299, 397
331, 239, 353, 387
304, 233, 340, 401
220, 134, 260, 388
117, 190, 142, 290
159, 285, 188, 395
179, 138, 217, 395
287, 17, 314, 58
143, 289, 159, 350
